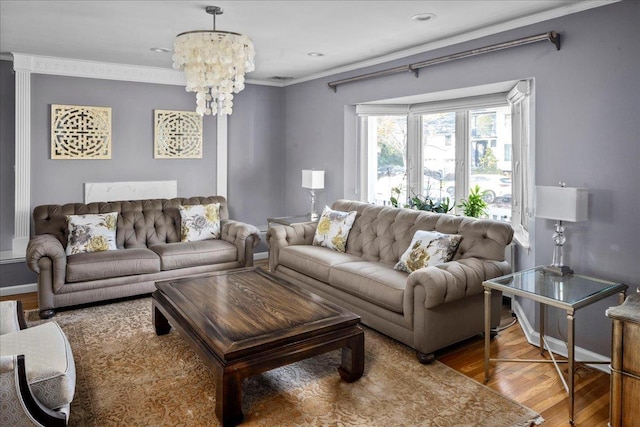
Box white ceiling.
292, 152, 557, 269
0, 1, 616, 84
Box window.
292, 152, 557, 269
356, 80, 533, 247
366, 115, 408, 205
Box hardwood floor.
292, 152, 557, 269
437, 318, 610, 426
1, 291, 38, 311
2, 268, 610, 426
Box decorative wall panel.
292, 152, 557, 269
51, 104, 112, 159
154, 110, 203, 159
84, 181, 178, 203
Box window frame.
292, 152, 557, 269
356, 80, 533, 248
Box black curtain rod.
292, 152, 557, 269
327, 31, 560, 92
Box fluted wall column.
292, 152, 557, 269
217, 113, 228, 199
12, 55, 31, 256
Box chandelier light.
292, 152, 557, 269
172, 6, 255, 116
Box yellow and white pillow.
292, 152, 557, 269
66, 212, 118, 255
312, 206, 357, 253
179, 203, 221, 242
394, 230, 463, 273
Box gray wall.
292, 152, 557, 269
228, 83, 285, 254
31, 74, 218, 207
28, 74, 284, 229
282, 1, 640, 356
0, 59, 15, 251
228, 83, 285, 225
0, 262, 36, 287
1, 73, 283, 287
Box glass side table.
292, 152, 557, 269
267, 215, 317, 227
483, 266, 627, 425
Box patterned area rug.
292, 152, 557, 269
28, 297, 543, 427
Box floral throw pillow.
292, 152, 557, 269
312, 206, 357, 253
394, 230, 463, 273
179, 203, 221, 242
66, 212, 118, 255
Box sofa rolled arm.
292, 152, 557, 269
266, 223, 317, 271
26, 234, 67, 290
405, 258, 511, 310
220, 219, 261, 267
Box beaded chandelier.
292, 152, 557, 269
172, 6, 255, 116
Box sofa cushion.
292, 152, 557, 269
278, 245, 362, 283
66, 212, 118, 255
0, 322, 75, 410
179, 203, 221, 242
329, 261, 407, 314
394, 230, 463, 273
313, 206, 357, 253
150, 239, 237, 271
66, 248, 160, 283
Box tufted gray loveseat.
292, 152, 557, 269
27, 196, 260, 319
268, 199, 514, 363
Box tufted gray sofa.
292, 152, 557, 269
268, 199, 514, 363
27, 196, 260, 319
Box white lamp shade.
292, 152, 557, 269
302, 170, 325, 189
535, 186, 588, 222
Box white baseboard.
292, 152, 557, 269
254, 252, 268, 261
0, 250, 26, 264
512, 299, 610, 374
0, 283, 37, 296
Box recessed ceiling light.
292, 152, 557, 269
150, 47, 171, 53
411, 13, 436, 22
307, 52, 325, 57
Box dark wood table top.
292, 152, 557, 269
154, 267, 361, 361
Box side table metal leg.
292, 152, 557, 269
539, 303, 546, 355
567, 311, 575, 425
484, 288, 491, 383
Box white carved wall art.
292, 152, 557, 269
51, 104, 112, 159
154, 110, 203, 159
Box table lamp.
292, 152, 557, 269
302, 170, 324, 220
535, 184, 588, 276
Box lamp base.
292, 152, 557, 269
309, 212, 319, 221
543, 265, 574, 276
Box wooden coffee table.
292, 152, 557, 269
152, 267, 364, 426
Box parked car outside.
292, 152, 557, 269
378, 165, 405, 177
445, 174, 511, 203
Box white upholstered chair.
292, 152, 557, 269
0, 300, 76, 426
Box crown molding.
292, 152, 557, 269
283, 0, 620, 87
10, 53, 283, 87
12, 53, 185, 85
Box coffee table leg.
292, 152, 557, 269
152, 304, 171, 336
216, 368, 244, 427
338, 330, 365, 382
